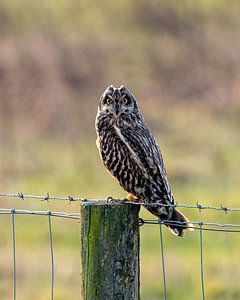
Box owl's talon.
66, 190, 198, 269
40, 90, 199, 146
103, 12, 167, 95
106, 197, 128, 204
127, 193, 138, 202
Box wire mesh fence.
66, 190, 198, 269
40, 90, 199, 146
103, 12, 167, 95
1, 192, 240, 299
4, 208, 79, 300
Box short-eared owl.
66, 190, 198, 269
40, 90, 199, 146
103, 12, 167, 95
96, 85, 193, 236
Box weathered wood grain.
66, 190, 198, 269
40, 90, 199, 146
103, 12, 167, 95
80, 202, 140, 300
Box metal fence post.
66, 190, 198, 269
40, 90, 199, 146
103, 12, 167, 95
80, 202, 140, 300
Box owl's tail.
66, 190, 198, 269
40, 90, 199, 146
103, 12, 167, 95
165, 209, 194, 237
145, 204, 194, 236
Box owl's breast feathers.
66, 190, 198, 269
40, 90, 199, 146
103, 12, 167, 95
96, 113, 174, 206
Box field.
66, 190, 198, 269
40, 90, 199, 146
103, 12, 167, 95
1, 1, 240, 299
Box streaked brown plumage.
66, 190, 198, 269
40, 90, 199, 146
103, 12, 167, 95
95, 85, 193, 236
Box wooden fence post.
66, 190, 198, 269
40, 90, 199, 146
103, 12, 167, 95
80, 202, 140, 300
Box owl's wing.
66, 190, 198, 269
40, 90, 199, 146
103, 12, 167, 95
115, 122, 173, 202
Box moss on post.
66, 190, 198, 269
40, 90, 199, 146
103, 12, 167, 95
80, 202, 140, 300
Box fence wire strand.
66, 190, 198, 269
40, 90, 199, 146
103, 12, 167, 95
199, 223, 205, 300
48, 213, 54, 300
159, 223, 167, 300
141, 219, 240, 233
2, 208, 240, 232
0, 208, 80, 219
1, 192, 240, 213
11, 210, 16, 300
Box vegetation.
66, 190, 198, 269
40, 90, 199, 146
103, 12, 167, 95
0, 1, 240, 299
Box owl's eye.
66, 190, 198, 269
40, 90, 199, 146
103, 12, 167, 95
122, 98, 129, 105
105, 98, 113, 105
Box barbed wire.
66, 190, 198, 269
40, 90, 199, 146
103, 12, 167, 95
1, 192, 240, 213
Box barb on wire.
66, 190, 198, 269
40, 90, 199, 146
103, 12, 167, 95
1, 192, 240, 213
0, 193, 86, 202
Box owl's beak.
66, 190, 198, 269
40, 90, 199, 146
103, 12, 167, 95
115, 104, 120, 116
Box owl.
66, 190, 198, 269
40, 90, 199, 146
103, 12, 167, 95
95, 85, 193, 236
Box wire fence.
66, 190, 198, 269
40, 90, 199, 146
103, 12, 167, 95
5, 208, 79, 300
2, 192, 240, 299
1, 192, 240, 212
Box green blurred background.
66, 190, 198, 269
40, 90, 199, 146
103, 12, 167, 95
0, 0, 240, 299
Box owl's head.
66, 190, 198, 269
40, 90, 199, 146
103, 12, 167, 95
98, 85, 139, 117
